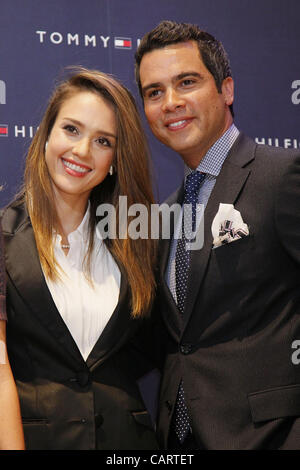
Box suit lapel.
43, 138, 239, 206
4, 207, 84, 365
159, 184, 184, 279
86, 263, 133, 370
182, 133, 256, 329
159, 184, 184, 339
4, 203, 149, 370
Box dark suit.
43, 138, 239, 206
2, 201, 158, 450
157, 133, 300, 449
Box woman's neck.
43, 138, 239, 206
54, 193, 89, 241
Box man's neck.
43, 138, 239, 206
183, 123, 239, 177
180, 119, 234, 169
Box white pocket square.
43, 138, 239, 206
211, 203, 249, 249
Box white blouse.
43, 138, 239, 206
43, 207, 121, 361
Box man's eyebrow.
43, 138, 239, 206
142, 82, 161, 95
176, 72, 203, 81
142, 72, 203, 95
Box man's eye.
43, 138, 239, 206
148, 89, 161, 99
182, 79, 195, 86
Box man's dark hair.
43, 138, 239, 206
135, 20, 234, 116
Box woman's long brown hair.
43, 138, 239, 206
23, 67, 157, 317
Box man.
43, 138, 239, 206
135, 21, 300, 449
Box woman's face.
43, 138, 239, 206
45, 90, 117, 204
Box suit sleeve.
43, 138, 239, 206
0, 221, 6, 321
128, 297, 167, 376
275, 154, 300, 264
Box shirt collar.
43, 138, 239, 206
69, 200, 90, 242
184, 124, 240, 178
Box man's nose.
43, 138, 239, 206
161, 88, 185, 112
72, 137, 90, 159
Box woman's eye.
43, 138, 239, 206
97, 137, 111, 147
63, 124, 78, 134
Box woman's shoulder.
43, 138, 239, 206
1, 199, 29, 235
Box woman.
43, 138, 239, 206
2, 68, 158, 450
0, 224, 24, 449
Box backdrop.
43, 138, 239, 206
0, 0, 299, 206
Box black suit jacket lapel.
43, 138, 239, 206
159, 185, 184, 339
86, 262, 134, 370
4, 204, 137, 370
183, 133, 256, 329
159, 184, 184, 279
4, 205, 84, 365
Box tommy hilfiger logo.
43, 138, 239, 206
114, 37, 132, 49
0, 125, 39, 138
255, 137, 300, 149
0, 125, 8, 137
36, 31, 137, 49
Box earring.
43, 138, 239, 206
45, 141, 48, 152
109, 165, 114, 176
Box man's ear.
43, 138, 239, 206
222, 77, 234, 106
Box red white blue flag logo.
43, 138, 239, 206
114, 37, 132, 49
0, 125, 8, 137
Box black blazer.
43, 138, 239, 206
2, 202, 158, 450
157, 133, 300, 449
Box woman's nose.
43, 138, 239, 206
72, 137, 90, 159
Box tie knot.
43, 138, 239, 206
184, 171, 205, 205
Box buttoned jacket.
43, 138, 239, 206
2, 201, 158, 450
157, 133, 300, 449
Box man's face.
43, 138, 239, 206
139, 41, 234, 168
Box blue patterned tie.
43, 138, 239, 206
174, 170, 205, 443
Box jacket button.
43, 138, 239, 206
95, 413, 104, 428
76, 371, 90, 387
180, 343, 192, 355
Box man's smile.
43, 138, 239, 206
164, 117, 194, 130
